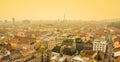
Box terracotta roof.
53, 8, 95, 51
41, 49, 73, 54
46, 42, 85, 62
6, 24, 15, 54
86, 50, 96, 54
20, 49, 35, 56
9, 39, 19, 43
82, 50, 97, 57
114, 47, 120, 52
114, 57, 120, 62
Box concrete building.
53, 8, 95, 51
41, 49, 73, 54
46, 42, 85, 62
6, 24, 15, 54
47, 36, 62, 50
71, 55, 84, 62
114, 47, 120, 57
50, 53, 68, 62
93, 40, 107, 53
47, 41, 61, 50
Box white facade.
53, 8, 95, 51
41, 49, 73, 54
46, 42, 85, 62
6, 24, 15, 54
93, 40, 107, 53
71, 56, 84, 62
114, 51, 120, 57
50, 52, 67, 62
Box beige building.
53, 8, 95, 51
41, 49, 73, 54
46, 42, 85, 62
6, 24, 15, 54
47, 41, 62, 50
47, 36, 62, 50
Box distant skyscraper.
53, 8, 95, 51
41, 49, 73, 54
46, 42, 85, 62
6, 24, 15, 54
63, 13, 66, 21
4, 20, 8, 23
62, 13, 68, 27
12, 18, 15, 23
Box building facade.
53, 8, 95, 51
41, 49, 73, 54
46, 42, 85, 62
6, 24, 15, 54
93, 40, 107, 53
47, 36, 62, 50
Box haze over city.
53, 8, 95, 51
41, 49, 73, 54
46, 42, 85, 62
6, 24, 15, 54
0, 0, 120, 20
1, 0, 120, 62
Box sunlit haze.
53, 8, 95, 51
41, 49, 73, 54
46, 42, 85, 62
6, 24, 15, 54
0, 0, 120, 20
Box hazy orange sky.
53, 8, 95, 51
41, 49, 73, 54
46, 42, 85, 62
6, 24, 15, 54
0, 0, 120, 20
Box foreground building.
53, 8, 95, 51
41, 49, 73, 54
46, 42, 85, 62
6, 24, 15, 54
93, 40, 107, 53
71, 55, 84, 62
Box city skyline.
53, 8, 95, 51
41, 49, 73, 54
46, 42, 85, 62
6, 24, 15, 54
0, 0, 120, 20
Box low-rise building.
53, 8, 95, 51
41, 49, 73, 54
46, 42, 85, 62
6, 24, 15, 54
114, 47, 120, 57
71, 55, 84, 62
84, 41, 93, 50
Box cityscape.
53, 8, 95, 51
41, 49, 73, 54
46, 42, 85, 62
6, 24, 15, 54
0, 18, 120, 62
0, 0, 120, 62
